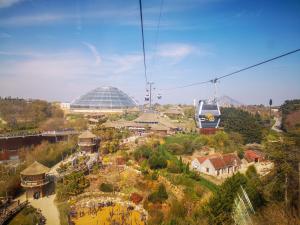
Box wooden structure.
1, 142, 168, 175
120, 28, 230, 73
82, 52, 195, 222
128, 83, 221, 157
0, 200, 28, 225
78, 130, 98, 152
20, 161, 50, 199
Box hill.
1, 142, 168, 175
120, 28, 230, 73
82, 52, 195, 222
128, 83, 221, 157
218, 95, 242, 107
280, 99, 300, 133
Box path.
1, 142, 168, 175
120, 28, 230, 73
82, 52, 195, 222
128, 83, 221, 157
17, 194, 60, 225
272, 116, 282, 133
15, 157, 71, 225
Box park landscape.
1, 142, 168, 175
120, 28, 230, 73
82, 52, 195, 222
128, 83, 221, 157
0, 1, 300, 224
0, 98, 300, 225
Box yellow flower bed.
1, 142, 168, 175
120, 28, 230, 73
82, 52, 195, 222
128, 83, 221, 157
73, 204, 145, 225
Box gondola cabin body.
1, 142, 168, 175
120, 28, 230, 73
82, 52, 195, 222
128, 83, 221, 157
195, 100, 221, 130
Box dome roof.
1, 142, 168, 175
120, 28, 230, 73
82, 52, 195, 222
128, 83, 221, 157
71, 86, 136, 110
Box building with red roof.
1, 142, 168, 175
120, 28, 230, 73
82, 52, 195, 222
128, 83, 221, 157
244, 150, 265, 163
191, 153, 241, 177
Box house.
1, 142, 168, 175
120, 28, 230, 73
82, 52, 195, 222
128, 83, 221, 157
191, 153, 241, 177
163, 107, 184, 118
103, 111, 179, 136
244, 150, 265, 163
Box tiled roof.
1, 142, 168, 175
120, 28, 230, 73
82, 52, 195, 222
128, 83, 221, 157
21, 161, 50, 176
79, 130, 96, 139
244, 150, 265, 161
209, 157, 227, 169
222, 153, 242, 167
196, 153, 241, 170
197, 157, 207, 164
134, 112, 160, 123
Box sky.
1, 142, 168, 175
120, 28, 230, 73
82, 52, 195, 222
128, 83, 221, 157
0, 0, 299, 106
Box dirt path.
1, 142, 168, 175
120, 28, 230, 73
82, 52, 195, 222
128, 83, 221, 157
272, 116, 283, 133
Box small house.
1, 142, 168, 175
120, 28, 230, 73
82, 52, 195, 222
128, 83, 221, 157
191, 153, 241, 177
244, 150, 265, 163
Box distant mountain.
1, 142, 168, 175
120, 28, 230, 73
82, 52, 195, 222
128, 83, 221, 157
218, 95, 243, 107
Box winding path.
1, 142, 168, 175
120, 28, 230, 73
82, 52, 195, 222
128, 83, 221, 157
272, 116, 283, 133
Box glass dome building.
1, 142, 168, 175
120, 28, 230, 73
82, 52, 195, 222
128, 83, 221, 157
70, 86, 137, 112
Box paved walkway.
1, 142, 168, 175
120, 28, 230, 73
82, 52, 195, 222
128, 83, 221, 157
17, 194, 60, 225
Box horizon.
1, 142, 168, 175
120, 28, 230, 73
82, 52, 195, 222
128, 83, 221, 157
0, 0, 300, 106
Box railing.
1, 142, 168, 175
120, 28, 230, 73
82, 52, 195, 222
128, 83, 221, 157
0, 200, 28, 225
78, 141, 96, 146
21, 178, 50, 187
0, 129, 78, 139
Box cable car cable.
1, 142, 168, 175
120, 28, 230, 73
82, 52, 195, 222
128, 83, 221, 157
139, 0, 148, 84
150, 0, 164, 82
159, 48, 300, 91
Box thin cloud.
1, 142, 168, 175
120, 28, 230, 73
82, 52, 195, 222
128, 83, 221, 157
82, 42, 102, 65
0, 0, 24, 8
157, 43, 196, 59
0, 14, 69, 26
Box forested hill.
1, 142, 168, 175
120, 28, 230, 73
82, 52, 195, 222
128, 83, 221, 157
280, 99, 300, 134
220, 107, 266, 144
0, 97, 63, 133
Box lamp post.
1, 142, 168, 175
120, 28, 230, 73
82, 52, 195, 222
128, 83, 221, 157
269, 99, 272, 126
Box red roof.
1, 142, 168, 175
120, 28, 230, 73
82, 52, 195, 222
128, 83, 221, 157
197, 156, 208, 164
196, 153, 241, 170
209, 157, 226, 169
244, 150, 265, 162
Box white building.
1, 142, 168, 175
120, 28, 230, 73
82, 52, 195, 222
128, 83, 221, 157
191, 153, 241, 177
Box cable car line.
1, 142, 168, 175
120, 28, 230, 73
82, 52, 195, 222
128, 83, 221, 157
139, 0, 148, 84
160, 48, 300, 91
149, 0, 164, 82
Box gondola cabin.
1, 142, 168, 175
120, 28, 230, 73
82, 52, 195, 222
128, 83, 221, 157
195, 100, 221, 129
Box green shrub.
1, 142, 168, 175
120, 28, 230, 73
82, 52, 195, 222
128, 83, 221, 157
99, 182, 114, 192
149, 153, 167, 169
148, 184, 168, 203
133, 145, 152, 160
56, 171, 89, 201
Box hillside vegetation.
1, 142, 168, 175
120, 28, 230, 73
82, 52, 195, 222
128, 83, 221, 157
281, 99, 300, 134
0, 98, 63, 133
220, 107, 265, 144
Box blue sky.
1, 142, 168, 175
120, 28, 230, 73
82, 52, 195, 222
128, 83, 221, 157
0, 0, 299, 105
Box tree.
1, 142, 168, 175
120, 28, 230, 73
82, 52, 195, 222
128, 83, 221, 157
205, 172, 264, 225
148, 183, 168, 203
99, 183, 114, 192
149, 153, 167, 169
221, 107, 263, 143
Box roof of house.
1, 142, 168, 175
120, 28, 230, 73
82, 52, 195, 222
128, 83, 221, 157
244, 150, 265, 161
21, 161, 50, 176
197, 156, 208, 164
78, 130, 96, 139
164, 107, 184, 115
134, 112, 160, 123
209, 157, 227, 170
196, 153, 241, 170
150, 123, 169, 131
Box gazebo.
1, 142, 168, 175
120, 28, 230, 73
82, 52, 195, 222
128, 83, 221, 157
20, 161, 50, 199
78, 130, 98, 152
